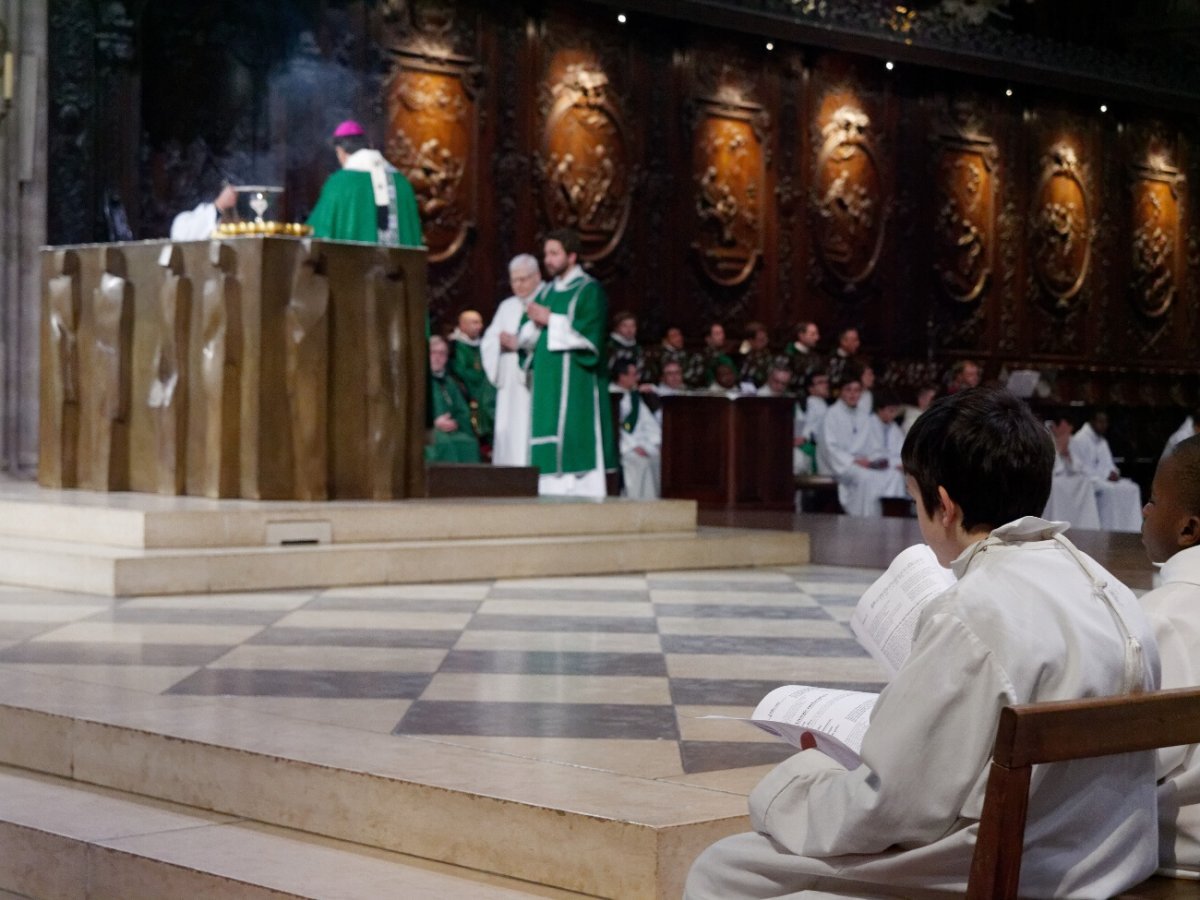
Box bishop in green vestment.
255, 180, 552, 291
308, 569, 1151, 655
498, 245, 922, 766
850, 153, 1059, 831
426, 336, 481, 463
306, 121, 423, 247
518, 230, 615, 498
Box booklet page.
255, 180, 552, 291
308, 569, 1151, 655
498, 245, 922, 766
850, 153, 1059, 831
850, 544, 956, 677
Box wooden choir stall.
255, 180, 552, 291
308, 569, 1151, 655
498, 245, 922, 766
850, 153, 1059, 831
659, 394, 795, 510
39, 236, 428, 501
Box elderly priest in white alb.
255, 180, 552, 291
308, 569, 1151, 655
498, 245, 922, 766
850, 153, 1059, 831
482, 254, 543, 467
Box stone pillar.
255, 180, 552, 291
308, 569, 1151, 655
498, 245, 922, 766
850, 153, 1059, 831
0, 0, 48, 476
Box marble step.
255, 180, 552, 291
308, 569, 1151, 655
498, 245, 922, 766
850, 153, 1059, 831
0, 527, 809, 596
0, 485, 698, 549
0, 673, 752, 899
0, 765, 589, 899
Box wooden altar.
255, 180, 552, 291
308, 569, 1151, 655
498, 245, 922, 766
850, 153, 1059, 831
38, 236, 428, 500
660, 394, 795, 510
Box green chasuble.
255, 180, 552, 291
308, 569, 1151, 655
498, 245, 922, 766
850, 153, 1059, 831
524, 273, 617, 476
306, 169, 423, 246
449, 339, 497, 439
426, 372, 481, 463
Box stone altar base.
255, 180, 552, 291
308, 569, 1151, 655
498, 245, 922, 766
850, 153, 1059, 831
0, 483, 808, 596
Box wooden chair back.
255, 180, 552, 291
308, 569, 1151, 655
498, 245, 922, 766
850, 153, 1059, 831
967, 686, 1200, 899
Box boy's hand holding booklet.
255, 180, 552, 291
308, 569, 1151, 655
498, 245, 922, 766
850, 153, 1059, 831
707, 544, 956, 768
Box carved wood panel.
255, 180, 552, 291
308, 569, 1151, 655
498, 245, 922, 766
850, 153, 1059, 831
1129, 152, 1184, 320
385, 56, 479, 264
932, 115, 997, 304
690, 97, 767, 287
810, 94, 886, 293
539, 54, 633, 263
1030, 140, 1094, 311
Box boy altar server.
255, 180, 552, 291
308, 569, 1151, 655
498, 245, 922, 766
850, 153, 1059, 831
687, 387, 1160, 899
817, 372, 904, 517
1140, 434, 1200, 875
1071, 410, 1143, 532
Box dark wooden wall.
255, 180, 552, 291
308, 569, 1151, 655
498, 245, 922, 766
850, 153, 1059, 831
48, 0, 1200, 412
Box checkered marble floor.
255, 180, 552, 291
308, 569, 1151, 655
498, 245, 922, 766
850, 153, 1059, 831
0, 565, 887, 779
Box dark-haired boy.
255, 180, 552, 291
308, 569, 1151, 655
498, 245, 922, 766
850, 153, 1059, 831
1140, 433, 1200, 875
686, 387, 1160, 899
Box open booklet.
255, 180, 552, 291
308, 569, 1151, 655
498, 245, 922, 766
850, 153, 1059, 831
704, 544, 956, 768
849, 543, 956, 677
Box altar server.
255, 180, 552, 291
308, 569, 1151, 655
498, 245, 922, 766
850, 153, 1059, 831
1071, 410, 1143, 532
817, 371, 904, 517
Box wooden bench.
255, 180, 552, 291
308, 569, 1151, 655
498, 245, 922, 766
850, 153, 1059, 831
967, 687, 1200, 898
794, 474, 841, 513
425, 463, 539, 498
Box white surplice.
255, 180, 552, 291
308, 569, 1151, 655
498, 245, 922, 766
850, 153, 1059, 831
1162, 417, 1197, 462
613, 387, 661, 500
481, 291, 536, 467
686, 518, 1161, 899
1044, 451, 1102, 530
1070, 423, 1143, 532
1142, 544, 1200, 875
817, 400, 904, 517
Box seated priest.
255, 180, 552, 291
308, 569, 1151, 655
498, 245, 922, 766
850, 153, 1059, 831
795, 371, 830, 476
426, 335, 481, 463
449, 309, 496, 445
610, 357, 661, 500
1070, 409, 1143, 532
817, 368, 905, 516
1043, 413, 1101, 530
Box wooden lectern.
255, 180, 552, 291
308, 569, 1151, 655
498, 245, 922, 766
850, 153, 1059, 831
660, 394, 795, 510
38, 236, 428, 500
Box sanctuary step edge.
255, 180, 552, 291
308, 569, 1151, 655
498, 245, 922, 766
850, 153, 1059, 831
0, 686, 751, 899
0, 765, 592, 900
0, 527, 809, 597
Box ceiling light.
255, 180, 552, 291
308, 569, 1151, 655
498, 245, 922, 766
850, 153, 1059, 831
1100, 104, 1108, 113
1005, 88, 1013, 97
617, 13, 627, 24
885, 61, 895, 71
766, 42, 774, 51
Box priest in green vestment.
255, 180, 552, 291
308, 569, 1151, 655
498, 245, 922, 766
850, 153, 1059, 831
426, 336, 481, 463
518, 229, 616, 498
306, 120, 423, 247
449, 309, 496, 443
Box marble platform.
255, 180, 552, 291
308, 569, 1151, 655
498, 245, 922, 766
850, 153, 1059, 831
0, 484, 808, 596
0, 565, 885, 898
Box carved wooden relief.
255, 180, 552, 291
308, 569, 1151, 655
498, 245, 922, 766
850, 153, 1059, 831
84, 247, 134, 491
932, 118, 997, 303
149, 245, 191, 495
1129, 152, 1184, 319
386, 55, 478, 263
285, 242, 330, 501
44, 250, 83, 488
1031, 142, 1093, 310
812, 101, 886, 290
541, 57, 632, 262
691, 97, 767, 287
364, 252, 407, 500
195, 242, 242, 499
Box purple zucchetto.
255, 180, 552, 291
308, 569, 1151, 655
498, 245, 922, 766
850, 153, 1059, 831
332, 120, 366, 138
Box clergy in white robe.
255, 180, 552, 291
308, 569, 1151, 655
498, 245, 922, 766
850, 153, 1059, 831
170, 181, 237, 241
1162, 414, 1199, 462
1139, 436, 1200, 875
611, 361, 661, 500
1070, 414, 1143, 532
1044, 450, 1102, 530
817, 380, 904, 517
688, 391, 1160, 899
482, 254, 542, 466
